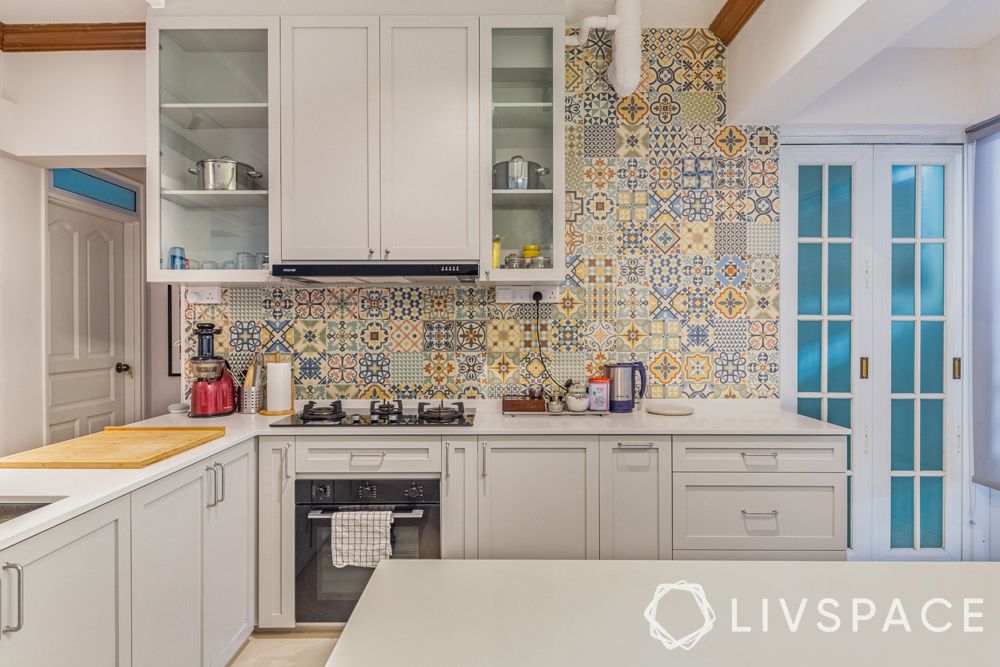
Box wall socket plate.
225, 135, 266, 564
494, 285, 560, 304
185, 286, 222, 305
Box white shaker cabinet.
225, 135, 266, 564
132, 439, 255, 667
478, 436, 599, 559
257, 437, 296, 629
379, 17, 479, 261
441, 437, 478, 559
599, 437, 672, 560
280, 17, 379, 261
0, 497, 131, 667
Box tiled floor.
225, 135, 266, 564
230, 631, 340, 667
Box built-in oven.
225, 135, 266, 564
294, 478, 440, 622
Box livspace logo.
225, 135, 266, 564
644, 581, 985, 652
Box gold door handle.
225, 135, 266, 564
860, 357, 869, 380
953, 357, 962, 380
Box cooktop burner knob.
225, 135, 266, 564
388, 414, 398, 424
351, 414, 361, 424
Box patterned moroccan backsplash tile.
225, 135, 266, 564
183, 28, 780, 400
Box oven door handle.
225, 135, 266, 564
306, 509, 425, 521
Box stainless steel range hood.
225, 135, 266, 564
271, 263, 480, 285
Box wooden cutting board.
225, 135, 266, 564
0, 426, 226, 469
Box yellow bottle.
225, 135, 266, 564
492, 236, 503, 269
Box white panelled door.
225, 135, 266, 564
46, 200, 130, 443
781, 144, 964, 561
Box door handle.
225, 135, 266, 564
206, 465, 218, 507
213, 462, 225, 504
481, 442, 487, 478
115, 361, 132, 375
444, 442, 451, 478
953, 357, 962, 380
1, 562, 24, 635
283, 443, 292, 479
859, 357, 869, 380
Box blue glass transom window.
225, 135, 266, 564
52, 169, 138, 213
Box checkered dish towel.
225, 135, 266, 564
331, 510, 393, 568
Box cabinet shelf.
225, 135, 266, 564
492, 66, 553, 83
492, 189, 553, 208
162, 190, 269, 209
161, 103, 268, 129
492, 104, 554, 129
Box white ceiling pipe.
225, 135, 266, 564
576, 0, 643, 98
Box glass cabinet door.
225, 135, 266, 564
152, 21, 276, 279
482, 20, 564, 281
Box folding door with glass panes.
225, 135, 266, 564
781, 145, 963, 560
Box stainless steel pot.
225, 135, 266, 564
493, 156, 550, 190
188, 156, 262, 190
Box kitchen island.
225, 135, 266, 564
326, 559, 999, 666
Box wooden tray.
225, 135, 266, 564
0, 426, 226, 469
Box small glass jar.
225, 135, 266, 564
565, 382, 589, 412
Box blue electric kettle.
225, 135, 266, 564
604, 362, 647, 413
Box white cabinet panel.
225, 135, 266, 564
258, 437, 295, 628
205, 439, 255, 667
380, 17, 479, 260
281, 18, 379, 261
672, 435, 846, 473
0, 497, 131, 667
441, 437, 478, 559
478, 436, 598, 559
599, 437, 671, 560
673, 472, 847, 552
131, 462, 208, 667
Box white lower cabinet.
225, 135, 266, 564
132, 439, 255, 667
599, 437, 672, 560
478, 436, 599, 559
0, 497, 131, 667
257, 437, 295, 629
441, 437, 478, 559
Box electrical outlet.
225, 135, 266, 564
186, 286, 222, 305
494, 285, 560, 304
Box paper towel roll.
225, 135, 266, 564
266, 362, 292, 412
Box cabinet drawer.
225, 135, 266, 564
296, 437, 442, 474
673, 472, 846, 551
672, 435, 846, 473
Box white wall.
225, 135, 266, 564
145, 283, 181, 417
975, 32, 1000, 121
0, 51, 144, 166
0, 156, 46, 456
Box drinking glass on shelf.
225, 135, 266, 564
202, 260, 219, 270
188, 259, 201, 270
222, 260, 237, 270
256, 252, 269, 270
236, 251, 257, 270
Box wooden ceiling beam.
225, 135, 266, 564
710, 0, 766, 46
0, 22, 145, 52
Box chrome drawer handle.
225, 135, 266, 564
741, 509, 779, 517
350, 451, 387, 465
213, 462, 226, 504
617, 442, 654, 449
740, 450, 779, 458
1, 562, 24, 635
444, 442, 451, 478
206, 466, 218, 508
284, 443, 293, 479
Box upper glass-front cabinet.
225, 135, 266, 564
480, 17, 565, 283
147, 18, 279, 282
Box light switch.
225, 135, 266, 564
186, 286, 222, 305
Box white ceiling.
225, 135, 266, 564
895, 0, 1000, 48
565, 0, 726, 27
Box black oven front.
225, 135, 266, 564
294, 478, 441, 623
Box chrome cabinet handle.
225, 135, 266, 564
213, 462, 225, 504
617, 441, 654, 449
1, 563, 24, 635
741, 509, 779, 517
206, 466, 218, 507
383, 248, 390, 258
481, 442, 487, 478
349, 451, 387, 465
368, 249, 375, 258
283, 443, 292, 479
740, 450, 779, 458
444, 442, 451, 478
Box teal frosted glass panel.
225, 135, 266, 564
891, 477, 915, 549
827, 244, 852, 315
827, 321, 852, 393
891, 321, 915, 394
892, 165, 916, 238
920, 321, 944, 394
52, 169, 138, 212
797, 321, 822, 393
920, 165, 945, 239
828, 398, 852, 469
891, 399, 915, 471
798, 166, 823, 237
920, 399, 944, 472
828, 165, 852, 238
891, 244, 915, 315
920, 244, 945, 316
797, 397, 822, 420
798, 244, 823, 315
920, 477, 944, 548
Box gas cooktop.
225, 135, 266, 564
268, 400, 475, 427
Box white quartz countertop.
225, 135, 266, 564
327, 560, 999, 666
0, 400, 845, 551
